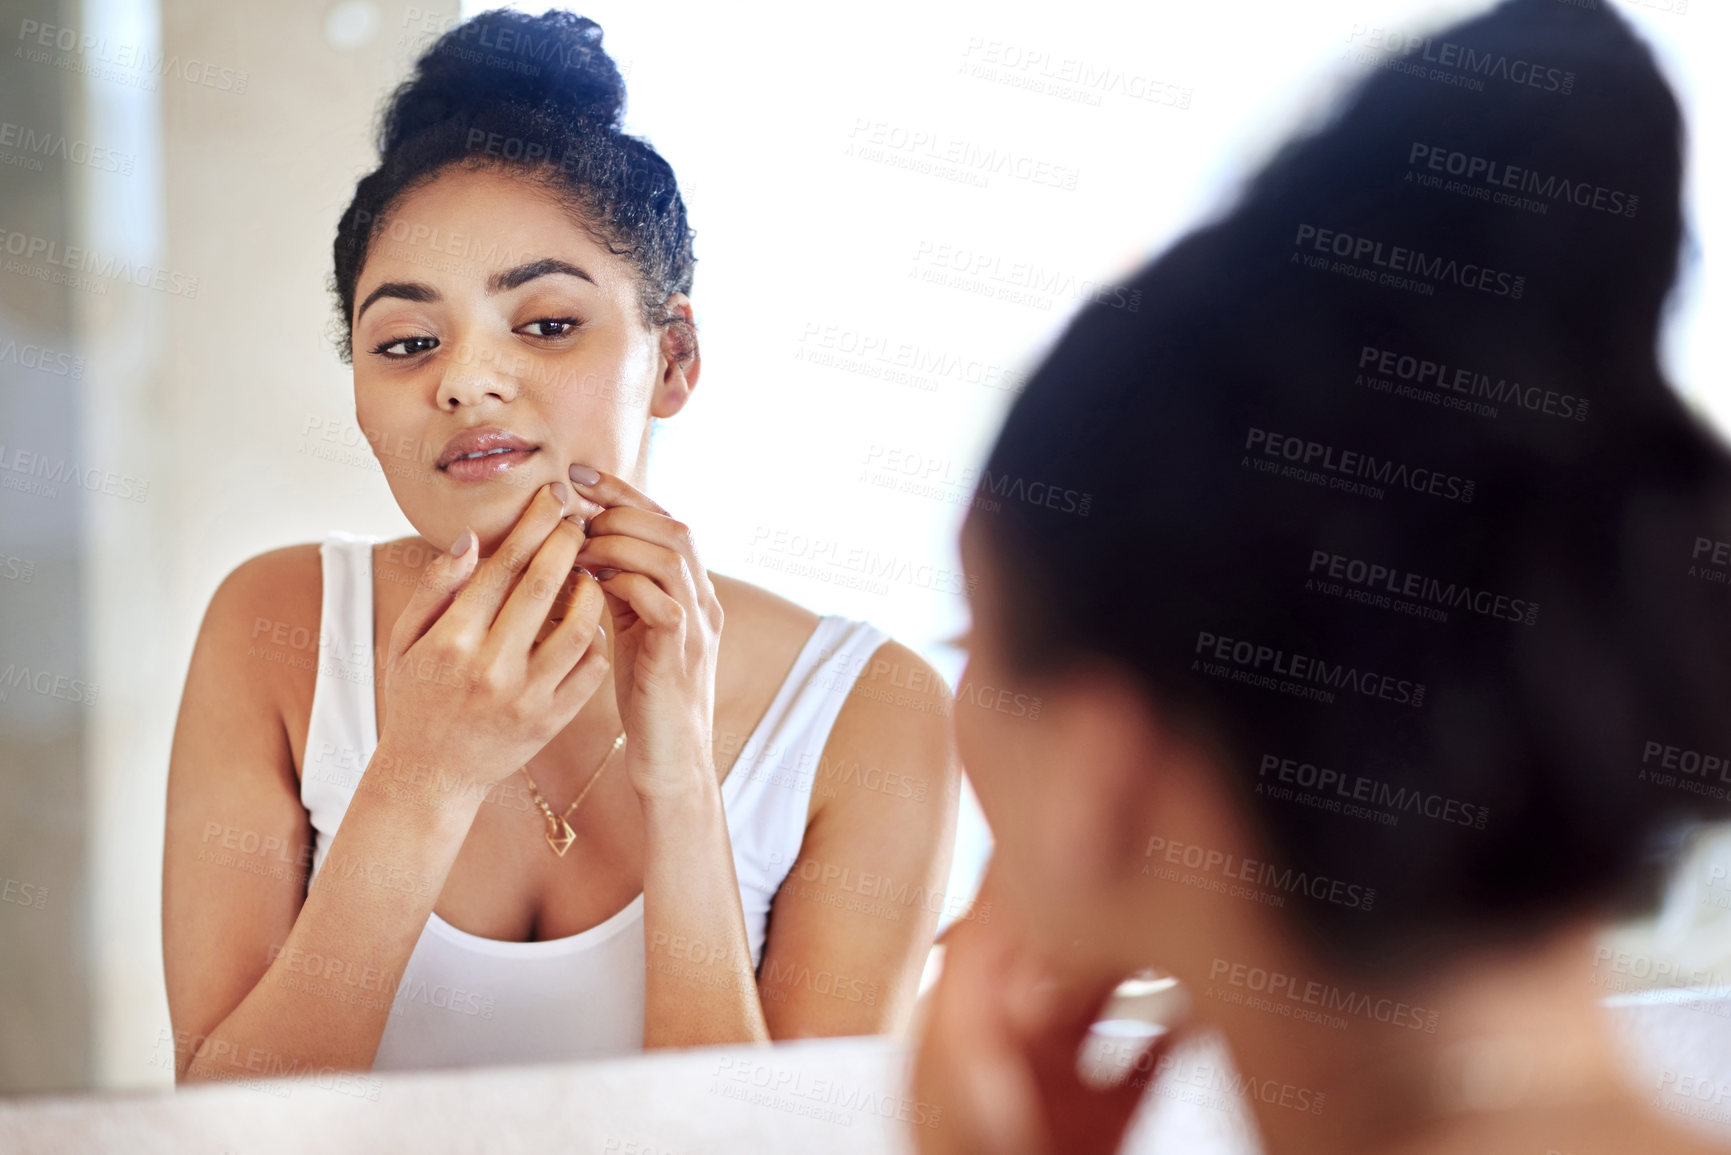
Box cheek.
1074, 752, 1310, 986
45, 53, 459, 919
610, 336, 658, 408
953, 658, 1034, 838
539, 335, 653, 429
353, 368, 411, 419
352, 388, 416, 459
952, 656, 1085, 932
353, 374, 453, 491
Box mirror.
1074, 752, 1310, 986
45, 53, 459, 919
2, 0, 1726, 1124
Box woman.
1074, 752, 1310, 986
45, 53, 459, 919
915, 1, 1731, 1152
162, 9, 958, 1079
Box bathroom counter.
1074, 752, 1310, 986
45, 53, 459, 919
2, 991, 1726, 1154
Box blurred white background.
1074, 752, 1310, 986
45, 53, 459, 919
0, 0, 1722, 1095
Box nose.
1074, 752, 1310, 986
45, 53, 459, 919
436, 337, 522, 409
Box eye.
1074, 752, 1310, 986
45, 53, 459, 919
518, 317, 581, 339
371, 335, 439, 359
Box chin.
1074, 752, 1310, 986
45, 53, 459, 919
396, 493, 523, 555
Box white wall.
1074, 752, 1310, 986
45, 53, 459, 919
465, 0, 1731, 1002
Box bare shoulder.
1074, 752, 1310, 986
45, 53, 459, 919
708, 571, 946, 695
825, 637, 957, 779
710, 570, 821, 650
707, 570, 957, 792
803, 631, 960, 899
204, 542, 322, 647
713, 571, 827, 696
817, 628, 959, 830
195, 542, 324, 721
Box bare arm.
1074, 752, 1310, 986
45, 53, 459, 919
164, 554, 505, 1081
755, 641, 961, 1037
164, 482, 607, 1079
638, 781, 772, 1045
162, 547, 325, 1081
167, 710, 481, 1079
164, 547, 488, 1081
633, 635, 960, 1045
557, 469, 961, 1046
635, 643, 959, 1046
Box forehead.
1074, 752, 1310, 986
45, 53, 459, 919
361, 165, 633, 295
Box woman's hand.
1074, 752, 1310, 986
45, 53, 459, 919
379, 480, 611, 793
912, 870, 1180, 1155
567, 464, 724, 800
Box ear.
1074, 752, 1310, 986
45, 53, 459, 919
649, 293, 700, 419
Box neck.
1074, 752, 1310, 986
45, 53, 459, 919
527, 680, 622, 769
1190, 925, 1633, 1155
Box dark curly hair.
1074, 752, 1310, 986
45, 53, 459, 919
330, 8, 696, 363
970, 0, 1731, 978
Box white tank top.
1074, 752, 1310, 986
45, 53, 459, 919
299, 531, 891, 1072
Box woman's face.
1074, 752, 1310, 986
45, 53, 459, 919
350, 165, 689, 553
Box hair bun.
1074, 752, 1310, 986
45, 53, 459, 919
381, 9, 626, 155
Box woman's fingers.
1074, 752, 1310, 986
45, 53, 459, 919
585, 505, 704, 561
437, 482, 573, 643
567, 465, 669, 516
489, 515, 586, 655
531, 570, 606, 680
1010, 963, 1123, 1044
596, 570, 686, 634
922, 859, 1160, 1155
916, 923, 1046, 1155
550, 622, 612, 714
579, 498, 712, 602
1011, 962, 1168, 1155
576, 533, 697, 602
385, 527, 479, 664
566, 468, 716, 629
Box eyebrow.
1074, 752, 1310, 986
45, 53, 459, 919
355, 280, 438, 322
487, 258, 595, 294
354, 258, 596, 323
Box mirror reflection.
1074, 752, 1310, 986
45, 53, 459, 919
3, 3, 1729, 1154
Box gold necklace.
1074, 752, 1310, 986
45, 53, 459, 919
519, 731, 625, 857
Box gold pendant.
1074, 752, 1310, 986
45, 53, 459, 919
545, 815, 577, 857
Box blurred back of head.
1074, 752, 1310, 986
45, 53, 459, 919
971, 0, 1731, 977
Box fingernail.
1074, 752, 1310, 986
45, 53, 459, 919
550, 480, 571, 507
594, 567, 620, 580
449, 528, 475, 556
569, 464, 601, 487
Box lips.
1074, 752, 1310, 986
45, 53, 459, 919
437, 426, 539, 472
